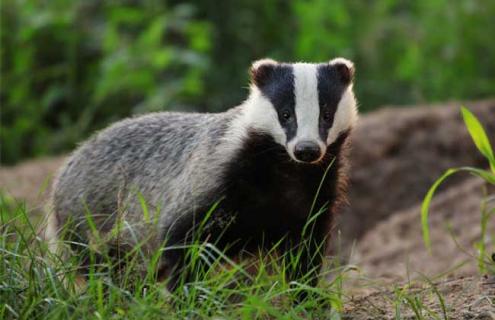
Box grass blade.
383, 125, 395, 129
461, 106, 495, 173
422, 166, 495, 250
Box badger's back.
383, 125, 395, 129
52, 110, 236, 249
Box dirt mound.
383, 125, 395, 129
341, 99, 495, 242
352, 176, 495, 281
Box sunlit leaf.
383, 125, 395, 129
461, 106, 495, 173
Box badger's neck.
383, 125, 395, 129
215, 124, 350, 222
197, 101, 351, 222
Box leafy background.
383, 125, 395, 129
1, 0, 494, 164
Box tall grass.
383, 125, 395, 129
0, 194, 348, 319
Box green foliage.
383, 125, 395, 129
1, 1, 211, 164
2, 0, 495, 163
421, 107, 495, 273
292, 0, 495, 109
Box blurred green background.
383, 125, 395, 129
1, 0, 494, 164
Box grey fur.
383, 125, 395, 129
52, 108, 241, 255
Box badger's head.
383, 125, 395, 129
243, 58, 357, 163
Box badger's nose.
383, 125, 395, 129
294, 141, 321, 163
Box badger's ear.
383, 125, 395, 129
329, 57, 355, 84
250, 58, 278, 88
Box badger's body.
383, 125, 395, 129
50, 58, 358, 291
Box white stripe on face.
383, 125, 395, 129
287, 63, 325, 160
326, 86, 358, 145
293, 63, 319, 142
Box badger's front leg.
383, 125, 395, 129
158, 247, 189, 292
283, 216, 330, 301
158, 213, 198, 293
159, 208, 232, 292
284, 234, 325, 285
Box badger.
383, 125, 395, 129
47, 58, 358, 293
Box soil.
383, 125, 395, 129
343, 176, 495, 318
0, 156, 65, 212
344, 275, 495, 319
351, 177, 495, 281
1, 99, 494, 318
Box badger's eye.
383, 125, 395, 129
323, 110, 333, 122
282, 110, 291, 121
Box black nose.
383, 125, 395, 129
293, 141, 321, 163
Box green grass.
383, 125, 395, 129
0, 195, 349, 319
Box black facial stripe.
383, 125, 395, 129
317, 64, 348, 142
257, 64, 297, 142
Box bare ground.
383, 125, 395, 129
343, 176, 495, 318
344, 275, 495, 319
1, 99, 495, 318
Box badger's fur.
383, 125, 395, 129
48, 58, 358, 291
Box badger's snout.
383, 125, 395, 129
293, 141, 322, 163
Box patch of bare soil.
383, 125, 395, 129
0, 156, 65, 211
344, 275, 495, 319
352, 177, 495, 281
341, 176, 495, 318
337, 99, 495, 317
